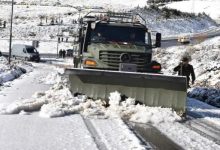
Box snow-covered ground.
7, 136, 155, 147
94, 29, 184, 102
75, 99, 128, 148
166, 0, 220, 22
139, 7, 217, 37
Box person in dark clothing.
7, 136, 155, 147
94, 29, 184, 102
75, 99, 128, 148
59, 49, 63, 58
62, 50, 66, 58
3, 21, 6, 28
174, 57, 195, 88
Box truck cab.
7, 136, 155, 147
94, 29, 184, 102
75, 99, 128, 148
76, 12, 161, 73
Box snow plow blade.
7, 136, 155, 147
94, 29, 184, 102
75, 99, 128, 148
65, 68, 187, 114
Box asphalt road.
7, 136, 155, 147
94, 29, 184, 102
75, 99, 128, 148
162, 26, 220, 48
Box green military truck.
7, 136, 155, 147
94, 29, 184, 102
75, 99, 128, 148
66, 12, 187, 114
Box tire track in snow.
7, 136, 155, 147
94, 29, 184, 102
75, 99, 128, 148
126, 121, 182, 150
82, 116, 108, 150
183, 112, 220, 145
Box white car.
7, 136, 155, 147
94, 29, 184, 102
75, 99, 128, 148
178, 36, 190, 44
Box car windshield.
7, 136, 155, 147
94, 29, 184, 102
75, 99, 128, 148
26, 47, 37, 53
90, 24, 146, 45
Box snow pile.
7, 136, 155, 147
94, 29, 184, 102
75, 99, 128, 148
40, 71, 62, 84
188, 88, 220, 108
0, 57, 33, 85
1, 85, 181, 124
105, 91, 181, 124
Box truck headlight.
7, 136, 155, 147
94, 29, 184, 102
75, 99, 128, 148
84, 59, 97, 66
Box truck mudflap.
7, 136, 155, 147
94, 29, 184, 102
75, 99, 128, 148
65, 68, 187, 114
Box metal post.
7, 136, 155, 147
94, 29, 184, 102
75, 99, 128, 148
8, 0, 14, 64
57, 37, 59, 58
57, 16, 61, 58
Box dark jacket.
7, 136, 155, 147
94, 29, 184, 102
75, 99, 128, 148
174, 63, 195, 83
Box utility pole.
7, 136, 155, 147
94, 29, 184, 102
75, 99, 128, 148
57, 14, 61, 58
8, 0, 14, 64
57, 36, 59, 58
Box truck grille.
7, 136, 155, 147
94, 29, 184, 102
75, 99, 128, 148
99, 50, 151, 71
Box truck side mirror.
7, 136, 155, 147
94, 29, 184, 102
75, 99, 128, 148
23, 49, 26, 53
155, 33, 161, 47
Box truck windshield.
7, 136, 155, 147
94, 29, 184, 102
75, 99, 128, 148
26, 47, 37, 53
90, 24, 146, 45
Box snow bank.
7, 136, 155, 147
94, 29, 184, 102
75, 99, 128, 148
0, 56, 33, 85
188, 87, 220, 108
106, 91, 181, 124
2, 84, 181, 124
